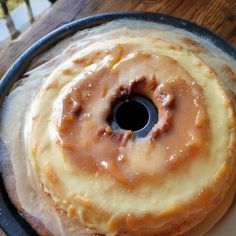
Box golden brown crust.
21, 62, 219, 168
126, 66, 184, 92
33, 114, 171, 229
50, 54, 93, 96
222, 64, 236, 83
180, 37, 207, 54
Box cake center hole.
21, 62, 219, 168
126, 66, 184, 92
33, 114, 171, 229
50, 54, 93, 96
116, 100, 149, 131
108, 95, 158, 138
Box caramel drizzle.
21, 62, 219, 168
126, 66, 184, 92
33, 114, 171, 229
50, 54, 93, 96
56, 50, 210, 187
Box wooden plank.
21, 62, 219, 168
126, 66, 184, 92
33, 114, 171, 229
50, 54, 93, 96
135, 0, 236, 45
0, 0, 236, 79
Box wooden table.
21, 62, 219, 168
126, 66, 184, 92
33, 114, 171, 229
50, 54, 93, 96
0, 0, 236, 79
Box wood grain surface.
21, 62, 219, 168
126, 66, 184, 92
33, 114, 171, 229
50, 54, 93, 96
0, 0, 236, 79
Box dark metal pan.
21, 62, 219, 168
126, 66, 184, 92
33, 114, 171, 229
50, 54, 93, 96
0, 12, 236, 236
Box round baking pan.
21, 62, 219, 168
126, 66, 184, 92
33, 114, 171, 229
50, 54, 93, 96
0, 11, 236, 235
